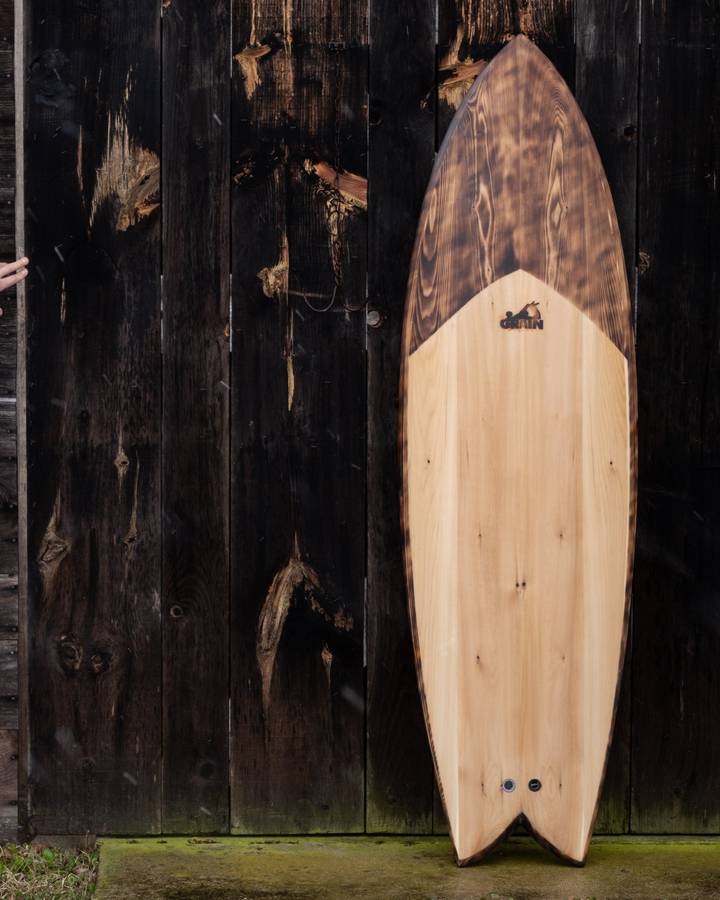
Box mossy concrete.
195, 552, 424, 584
95, 835, 720, 899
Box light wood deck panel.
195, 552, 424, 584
407, 272, 630, 864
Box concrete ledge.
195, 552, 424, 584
94, 835, 720, 899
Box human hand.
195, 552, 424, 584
0, 257, 29, 292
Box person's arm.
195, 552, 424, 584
0, 257, 29, 292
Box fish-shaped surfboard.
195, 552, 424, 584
401, 35, 637, 866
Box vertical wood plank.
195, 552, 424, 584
0, 0, 14, 271
161, 0, 231, 833
230, 0, 367, 833
0, 0, 17, 411
25, 0, 162, 833
631, 0, 720, 833
365, 0, 436, 833
0, 3, 16, 839
432, 0, 574, 834
0, 0, 17, 650
574, 0, 639, 835
14, 0, 27, 839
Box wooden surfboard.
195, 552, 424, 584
401, 35, 637, 866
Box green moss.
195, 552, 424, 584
0, 842, 98, 899
94, 836, 720, 899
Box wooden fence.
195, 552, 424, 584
0, 0, 718, 838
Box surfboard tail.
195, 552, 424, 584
448, 796, 595, 867
523, 810, 593, 867
451, 813, 519, 868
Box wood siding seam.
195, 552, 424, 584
0, 0, 20, 842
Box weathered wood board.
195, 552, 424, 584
631, 0, 720, 833
366, 0, 436, 833
573, 0, 639, 836
24, 0, 162, 833
230, 0, 367, 833
401, 37, 636, 864
0, 0, 18, 841
161, 0, 230, 834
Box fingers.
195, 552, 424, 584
0, 257, 30, 293
0, 268, 29, 293
0, 257, 29, 278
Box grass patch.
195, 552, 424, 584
0, 842, 98, 899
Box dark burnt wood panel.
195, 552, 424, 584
366, 0, 436, 833
161, 0, 231, 833
631, 0, 720, 833
230, 0, 367, 832
574, 0, 639, 835
407, 37, 632, 360
24, 0, 162, 833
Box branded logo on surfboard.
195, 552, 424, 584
500, 302, 543, 330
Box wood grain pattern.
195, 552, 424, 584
407, 272, 630, 864
432, 0, 576, 838
161, 0, 230, 833
402, 36, 636, 864
408, 36, 630, 361
631, 0, 720, 833
230, 0, 367, 833
437, 0, 575, 140
25, 0, 162, 833
366, 0, 436, 833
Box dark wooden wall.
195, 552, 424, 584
0, 0, 717, 839
0, 0, 18, 841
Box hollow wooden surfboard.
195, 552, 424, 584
401, 36, 637, 866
